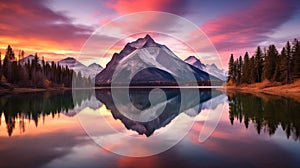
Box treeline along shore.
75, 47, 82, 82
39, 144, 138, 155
0, 45, 91, 92
226, 38, 300, 97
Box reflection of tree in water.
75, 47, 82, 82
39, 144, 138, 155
228, 92, 300, 141
0, 90, 92, 136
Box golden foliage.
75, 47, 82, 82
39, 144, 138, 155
43, 79, 51, 88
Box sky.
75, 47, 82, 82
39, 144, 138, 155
0, 0, 300, 69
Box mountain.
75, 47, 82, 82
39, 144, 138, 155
95, 34, 221, 85
205, 63, 228, 81
82, 63, 103, 79
20, 56, 102, 78
19, 55, 43, 65
58, 58, 103, 78
58, 57, 103, 78
58, 57, 86, 71
184, 56, 206, 70
184, 56, 228, 81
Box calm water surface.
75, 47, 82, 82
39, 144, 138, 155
0, 89, 300, 168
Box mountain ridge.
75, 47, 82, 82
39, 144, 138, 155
95, 34, 223, 86
19, 55, 103, 78
184, 56, 228, 81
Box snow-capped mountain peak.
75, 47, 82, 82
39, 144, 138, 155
210, 63, 218, 69
184, 56, 206, 70
184, 56, 228, 81
95, 35, 222, 85
88, 63, 101, 68
59, 57, 84, 66
61, 57, 75, 61
185, 56, 199, 64
19, 55, 43, 65
128, 34, 157, 49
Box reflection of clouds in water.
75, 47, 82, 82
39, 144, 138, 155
0, 116, 88, 168
185, 94, 228, 117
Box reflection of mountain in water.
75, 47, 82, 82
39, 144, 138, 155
228, 92, 300, 141
95, 88, 225, 137
0, 90, 100, 136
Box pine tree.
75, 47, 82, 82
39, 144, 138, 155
26, 59, 33, 81
3, 45, 16, 82
21, 50, 24, 60
277, 47, 287, 83
254, 46, 264, 82
233, 60, 238, 84
273, 60, 280, 82
292, 39, 300, 80
57, 63, 62, 83
33, 53, 39, 70
249, 56, 256, 83
11, 61, 20, 84
242, 52, 250, 83
228, 54, 234, 83
286, 41, 292, 83
237, 56, 243, 84
50, 61, 56, 82
263, 44, 278, 81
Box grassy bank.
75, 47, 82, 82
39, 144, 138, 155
224, 79, 300, 101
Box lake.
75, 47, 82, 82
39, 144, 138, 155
0, 89, 300, 168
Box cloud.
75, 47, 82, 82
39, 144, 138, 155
0, 0, 93, 58
201, 0, 297, 52
106, 0, 189, 15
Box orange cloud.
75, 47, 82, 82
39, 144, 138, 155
0, 0, 93, 61
106, 0, 172, 14
0, 37, 78, 62
106, 0, 188, 15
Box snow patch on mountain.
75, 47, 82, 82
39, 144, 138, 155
184, 56, 228, 81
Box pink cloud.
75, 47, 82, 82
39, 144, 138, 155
106, 0, 188, 15
201, 0, 297, 61
0, 0, 93, 58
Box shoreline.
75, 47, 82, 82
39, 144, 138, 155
1, 80, 300, 100
221, 80, 300, 101
0, 86, 223, 94
0, 87, 74, 95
